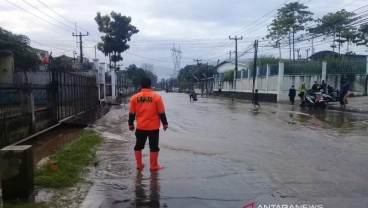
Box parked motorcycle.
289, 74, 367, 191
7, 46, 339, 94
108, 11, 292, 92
300, 90, 327, 110
322, 91, 339, 103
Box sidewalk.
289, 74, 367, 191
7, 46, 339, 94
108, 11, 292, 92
328, 96, 368, 114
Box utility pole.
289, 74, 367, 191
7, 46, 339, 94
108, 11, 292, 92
193, 59, 202, 65
305, 48, 310, 60
295, 49, 300, 60
72, 32, 89, 63
252, 40, 258, 96
310, 35, 315, 55
94, 45, 97, 59
193, 59, 202, 84
229, 36, 243, 91
73, 51, 77, 63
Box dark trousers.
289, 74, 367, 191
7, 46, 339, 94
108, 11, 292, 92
134, 129, 160, 152
290, 96, 295, 105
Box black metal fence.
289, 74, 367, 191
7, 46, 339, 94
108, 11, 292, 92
54, 70, 99, 120
0, 69, 99, 148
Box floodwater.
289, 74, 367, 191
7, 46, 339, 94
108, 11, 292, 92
81, 92, 368, 208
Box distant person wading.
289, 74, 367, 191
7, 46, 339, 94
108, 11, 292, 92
129, 77, 168, 171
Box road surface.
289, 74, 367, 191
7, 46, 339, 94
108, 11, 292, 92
81, 92, 368, 208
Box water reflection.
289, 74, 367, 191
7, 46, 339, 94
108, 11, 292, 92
291, 109, 367, 133
20, 127, 82, 169
134, 170, 160, 208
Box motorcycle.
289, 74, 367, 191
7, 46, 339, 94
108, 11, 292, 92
322, 90, 339, 103
300, 90, 327, 110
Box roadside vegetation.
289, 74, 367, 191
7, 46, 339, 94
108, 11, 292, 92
3, 130, 103, 208
35, 130, 102, 188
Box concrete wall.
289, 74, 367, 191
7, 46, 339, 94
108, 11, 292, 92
214, 60, 368, 102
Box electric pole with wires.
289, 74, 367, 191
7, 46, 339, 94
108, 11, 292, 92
72, 32, 89, 63
229, 36, 242, 91
252, 39, 258, 96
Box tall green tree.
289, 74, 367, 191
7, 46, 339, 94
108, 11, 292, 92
0, 27, 40, 69
266, 2, 313, 61
54, 55, 75, 71
177, 63, 216, 90
95, 11, 139, 69
309, 9, 356, 54
126, 64, 145, 88
354, 23, 368, 48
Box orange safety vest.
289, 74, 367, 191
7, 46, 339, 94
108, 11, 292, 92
129, 89, 166, 130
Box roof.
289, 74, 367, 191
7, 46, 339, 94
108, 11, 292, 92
310, 50, 366, 61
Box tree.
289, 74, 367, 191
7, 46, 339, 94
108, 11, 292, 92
156, 78, 166, 90
177, 63, 217, 90
0, 27, 40, 69
355, 23, 368, 48
247, 55, 279, 69
355, 23, 368, 96
125, 64, 145, 88
266, 2, 313, 61
95, 11, 139, 69
309, 9, 356, 54
266, 16, 289, 59
53, 55, 75, 71
223, 70, 234, 82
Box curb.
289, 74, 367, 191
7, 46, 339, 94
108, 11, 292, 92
328, 104, 368, 114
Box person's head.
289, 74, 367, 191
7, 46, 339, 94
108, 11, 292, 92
322, 80, 325, 84
291, 85, 294, 88
314, 81, 317, 84
140, 77, 151, 89
255, 89, 258, 93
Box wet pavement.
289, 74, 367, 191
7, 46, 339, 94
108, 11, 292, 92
328, 96, 368, 114
81, 92, 368, 208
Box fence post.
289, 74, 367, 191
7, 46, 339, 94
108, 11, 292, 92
322, 61, 327, 82
266, 65, 270, 92
21, 87, 35, 133
47, 70, 58, 123
365, 56, 368, 95
248, 69, 251, 91
255, 67, 260, 91
0, 145, 34, 202
277, 62, 285, 102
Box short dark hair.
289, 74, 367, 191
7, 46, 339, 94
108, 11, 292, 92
140, 77, 151, 88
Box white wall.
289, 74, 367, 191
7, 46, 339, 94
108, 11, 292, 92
214, 61, 368, 101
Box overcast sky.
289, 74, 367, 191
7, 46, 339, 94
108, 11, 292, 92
0, 0, 367, 78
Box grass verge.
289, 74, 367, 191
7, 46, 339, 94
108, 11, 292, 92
34, 130, 102, 188
3, 130, 103, 208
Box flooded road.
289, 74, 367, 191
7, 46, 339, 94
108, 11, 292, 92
82, 92, 368, 208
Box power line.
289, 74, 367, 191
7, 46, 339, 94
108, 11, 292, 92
35, 0, 90, 34
21, 0, 76, 31
126, 52, 172, 63
4, 0, 74, 34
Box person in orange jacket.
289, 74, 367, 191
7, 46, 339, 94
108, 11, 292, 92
128, 77, 168, 171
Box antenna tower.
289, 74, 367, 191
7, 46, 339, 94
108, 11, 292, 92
170, 44, 182, 77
